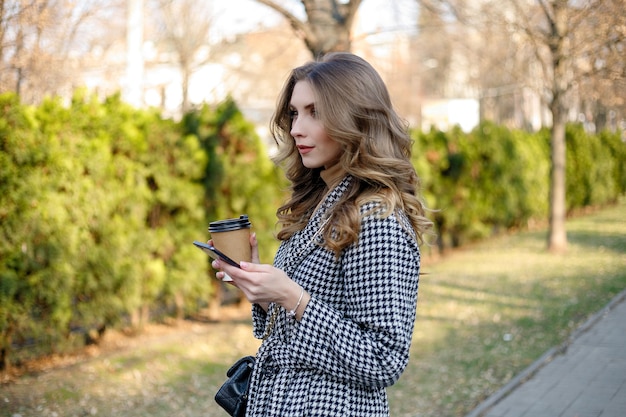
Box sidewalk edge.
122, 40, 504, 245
464, 288, 626, 417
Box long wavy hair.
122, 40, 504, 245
271, 52, 433, 256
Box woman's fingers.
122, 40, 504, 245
250, 232, 261, 264
213, 258, 290, 305
212, 259, 236, 283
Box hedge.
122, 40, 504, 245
1, 93, 624, 370
412, 121, 624, 249
0, 92, 284, 369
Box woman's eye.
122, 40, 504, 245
289, 109, 298, 119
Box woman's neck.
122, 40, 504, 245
319, 163, 346, 190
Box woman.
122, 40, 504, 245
212, 52, 433, 416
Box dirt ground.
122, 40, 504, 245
0, 305, 260, 417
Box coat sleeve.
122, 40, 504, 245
252, 302, 269, 338
289, 211, 420, 389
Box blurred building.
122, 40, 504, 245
93, 0, 482, 133
75, 1, 620, 137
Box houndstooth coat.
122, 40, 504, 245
246, 175, 421, 416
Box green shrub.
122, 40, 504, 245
0, 92, 210, 368
1, 88, 623, 369
412, 122, 622, 252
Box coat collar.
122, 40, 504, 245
282, 175, 352, 275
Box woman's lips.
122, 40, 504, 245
297, 145, 314, 155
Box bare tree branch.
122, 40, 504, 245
254, 0, 362, 57
255, 0, 316, 44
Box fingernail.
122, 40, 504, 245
240, 261, 248, 268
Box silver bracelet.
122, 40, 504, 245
286, 286, 305, 320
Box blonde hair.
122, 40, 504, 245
271, 52, 432, 255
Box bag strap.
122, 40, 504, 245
261, 303, 280, 341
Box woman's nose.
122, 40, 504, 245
290, 117, 303, 137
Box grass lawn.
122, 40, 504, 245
390, 199, 626, 416
1, 199, 625, 417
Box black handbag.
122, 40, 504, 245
215, 304, 279, 416
215, 355, 255, 417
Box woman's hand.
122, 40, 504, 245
212, 258, 309, 320
212, 260, 289, 304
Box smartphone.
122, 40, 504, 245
193, 241, 241, 268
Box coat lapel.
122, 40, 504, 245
280, 175, 352, 276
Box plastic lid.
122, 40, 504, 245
208, 215, 251, 232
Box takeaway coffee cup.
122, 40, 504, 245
208, 215, 252, 266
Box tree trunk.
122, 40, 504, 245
0, 323, 14, 372
547, 0, 569, 253
255, 0, 361, 57
125, 0, 144, 107
207, 279, 224, 321
182, 64, 190, 113
174, 292, 185, 321
548, 104, 567, 253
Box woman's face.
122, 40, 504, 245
289, 80, 341, 169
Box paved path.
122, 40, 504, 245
465, 290, 626, 417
